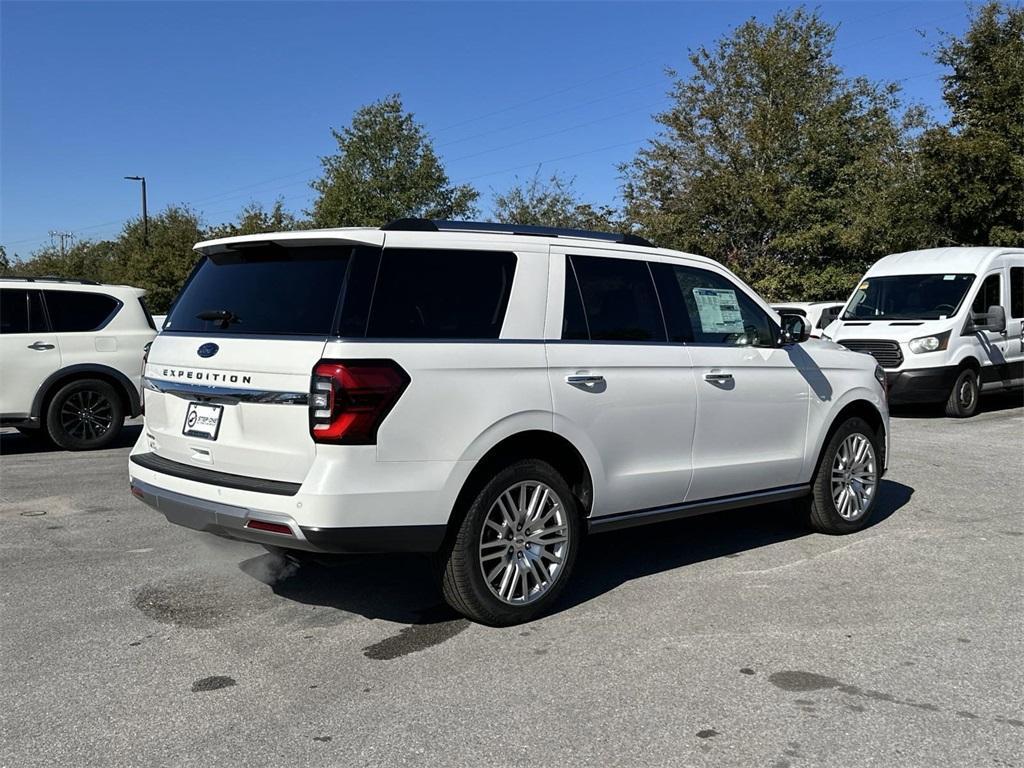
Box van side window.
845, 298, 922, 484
971, 273, 1001, 315
366, 249, 516, 339
1011, 267, 1023, 319
818, 305, 842, 329
568, 255, 666, 342
652, 263, 774, 347
0, 289, 47, 334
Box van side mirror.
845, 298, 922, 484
972, 304, 1006, 333
779, 313, 810, 344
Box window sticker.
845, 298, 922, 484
943, 275, 956, 281
692, 288, 745, 333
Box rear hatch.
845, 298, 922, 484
141, 234, 381, 484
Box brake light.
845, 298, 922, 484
309, 360, 410, 444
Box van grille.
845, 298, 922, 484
839, 339, 903, 369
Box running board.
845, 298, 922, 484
587, 485, 809, 534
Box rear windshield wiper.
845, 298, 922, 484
196, 309, 242, 329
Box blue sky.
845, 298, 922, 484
2, 1, 971, 256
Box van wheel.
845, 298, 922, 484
944, 368, 979, 418
801, 417, 881, 535
46, 378, 124, 451
439, 459, 581, 626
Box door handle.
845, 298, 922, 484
566, 374, 605, 386
27, 341, 55, 351
704, 371, 733, 383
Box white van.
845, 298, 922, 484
823, 247, 1024, 417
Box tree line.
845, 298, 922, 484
3, 3, 1021, 312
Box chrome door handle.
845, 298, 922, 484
703, 372, 733, 383
27, 341, 55, 351
566, 374, 604, 386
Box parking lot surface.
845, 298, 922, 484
2, 399, 1022, 768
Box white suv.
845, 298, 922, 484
128, 221, 889, 625
1, 278, 156, 450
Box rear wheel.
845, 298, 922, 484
944, 368, 979, 418
439, 459, 581, 626
46, 378, 124, 451
801, 417, 881, 535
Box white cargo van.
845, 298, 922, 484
823, 247, 1024, 417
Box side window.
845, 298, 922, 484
0, 289, 48, 334
568, 254, 666, 342
561, 259, 589, 340
46, 291, 120, 332
817, 305, 842, 329
1011, 267, 1023, 319
653, 263, 774, 347
971, 273, 1001, 315
366, 249, 516, 339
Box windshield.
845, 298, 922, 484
841, 274, 976, 320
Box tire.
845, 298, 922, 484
45, 378, 124, 451
944, 368, 979, 418
439, 459, 581, 626
801, 417, 882, 535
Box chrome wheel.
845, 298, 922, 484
60, 390, 114, 442
830, 433, 877, 521
479, 481, 570, 605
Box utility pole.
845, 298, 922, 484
124, 175, 149, 246
48, 230, 75, 257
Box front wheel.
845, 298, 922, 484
944, 368, 979, 418
46, 378, 124, 451
439, 459, 581, 626
801, 417, 882, 535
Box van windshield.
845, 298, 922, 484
165, 244, 352, 335
841, 273, 975, 320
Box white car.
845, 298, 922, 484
129, 220, 889, 625
823, 247, 1024, 417
0, 277, 156, 449
771, 301, 845, 338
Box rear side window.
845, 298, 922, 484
653, 263, 774, 347
971, 273, 1001, 315
561, 260, 589, 340
45, 291, 119, 332
366, 249, 516, 339
1011, 267, 1023, 319
0, 289, 48, 334
166, 245, 355, 335
568, 254, 666, 342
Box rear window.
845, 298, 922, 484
568, 254, 666, 342
0, 289, 48, 334
45, 291, 120, 332
165, 245, 354, 336
365, 249, 516, 339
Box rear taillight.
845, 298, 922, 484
309, 360, 410, 444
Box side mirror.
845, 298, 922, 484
972, 304, 1006, 333
779, 313, 810, 344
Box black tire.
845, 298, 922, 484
944, 367, 979, 418
45, 378, 124, 451
439, 459, 581, 626
800, 417, 882, 535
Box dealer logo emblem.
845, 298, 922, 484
197, 343, 219, 358
186, 410, 198, 428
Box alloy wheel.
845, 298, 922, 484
830, 433, 877, 521
60, 390, 114, 442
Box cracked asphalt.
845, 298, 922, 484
2, 396, 1022, 767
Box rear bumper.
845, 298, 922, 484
130, 478, 446, 554
885, 366, 958, 405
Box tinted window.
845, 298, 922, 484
166, 245, 355, 335
1011, 267, 1023, 319
817, 305, 842, 329
561, 259, 589, 340
0, 289, 47, 334
569, 255, 665, 342
653, 263, 774, 347
843, 274, 974, 320
45, 291, 119, 332
366, 249, 516, 339
972, 273, 1001, 315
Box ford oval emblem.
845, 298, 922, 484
197, 343, 219, 358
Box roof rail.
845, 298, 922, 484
380, 218, 655, 248
0, 276, 102, 285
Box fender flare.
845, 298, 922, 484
31, 364, 142, 420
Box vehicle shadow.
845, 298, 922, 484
241, 479, 914, 626
891, 390, 1023, 419
0, 423, 143, 456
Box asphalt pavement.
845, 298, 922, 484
2, 397, 1022, 767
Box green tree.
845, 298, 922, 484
205, 199, 304, 239
915, 1, 1024, 246
310, 94, 478, 227
492, 171, 620, 231
4, 239, 119, 282
621, 8, 921, 300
